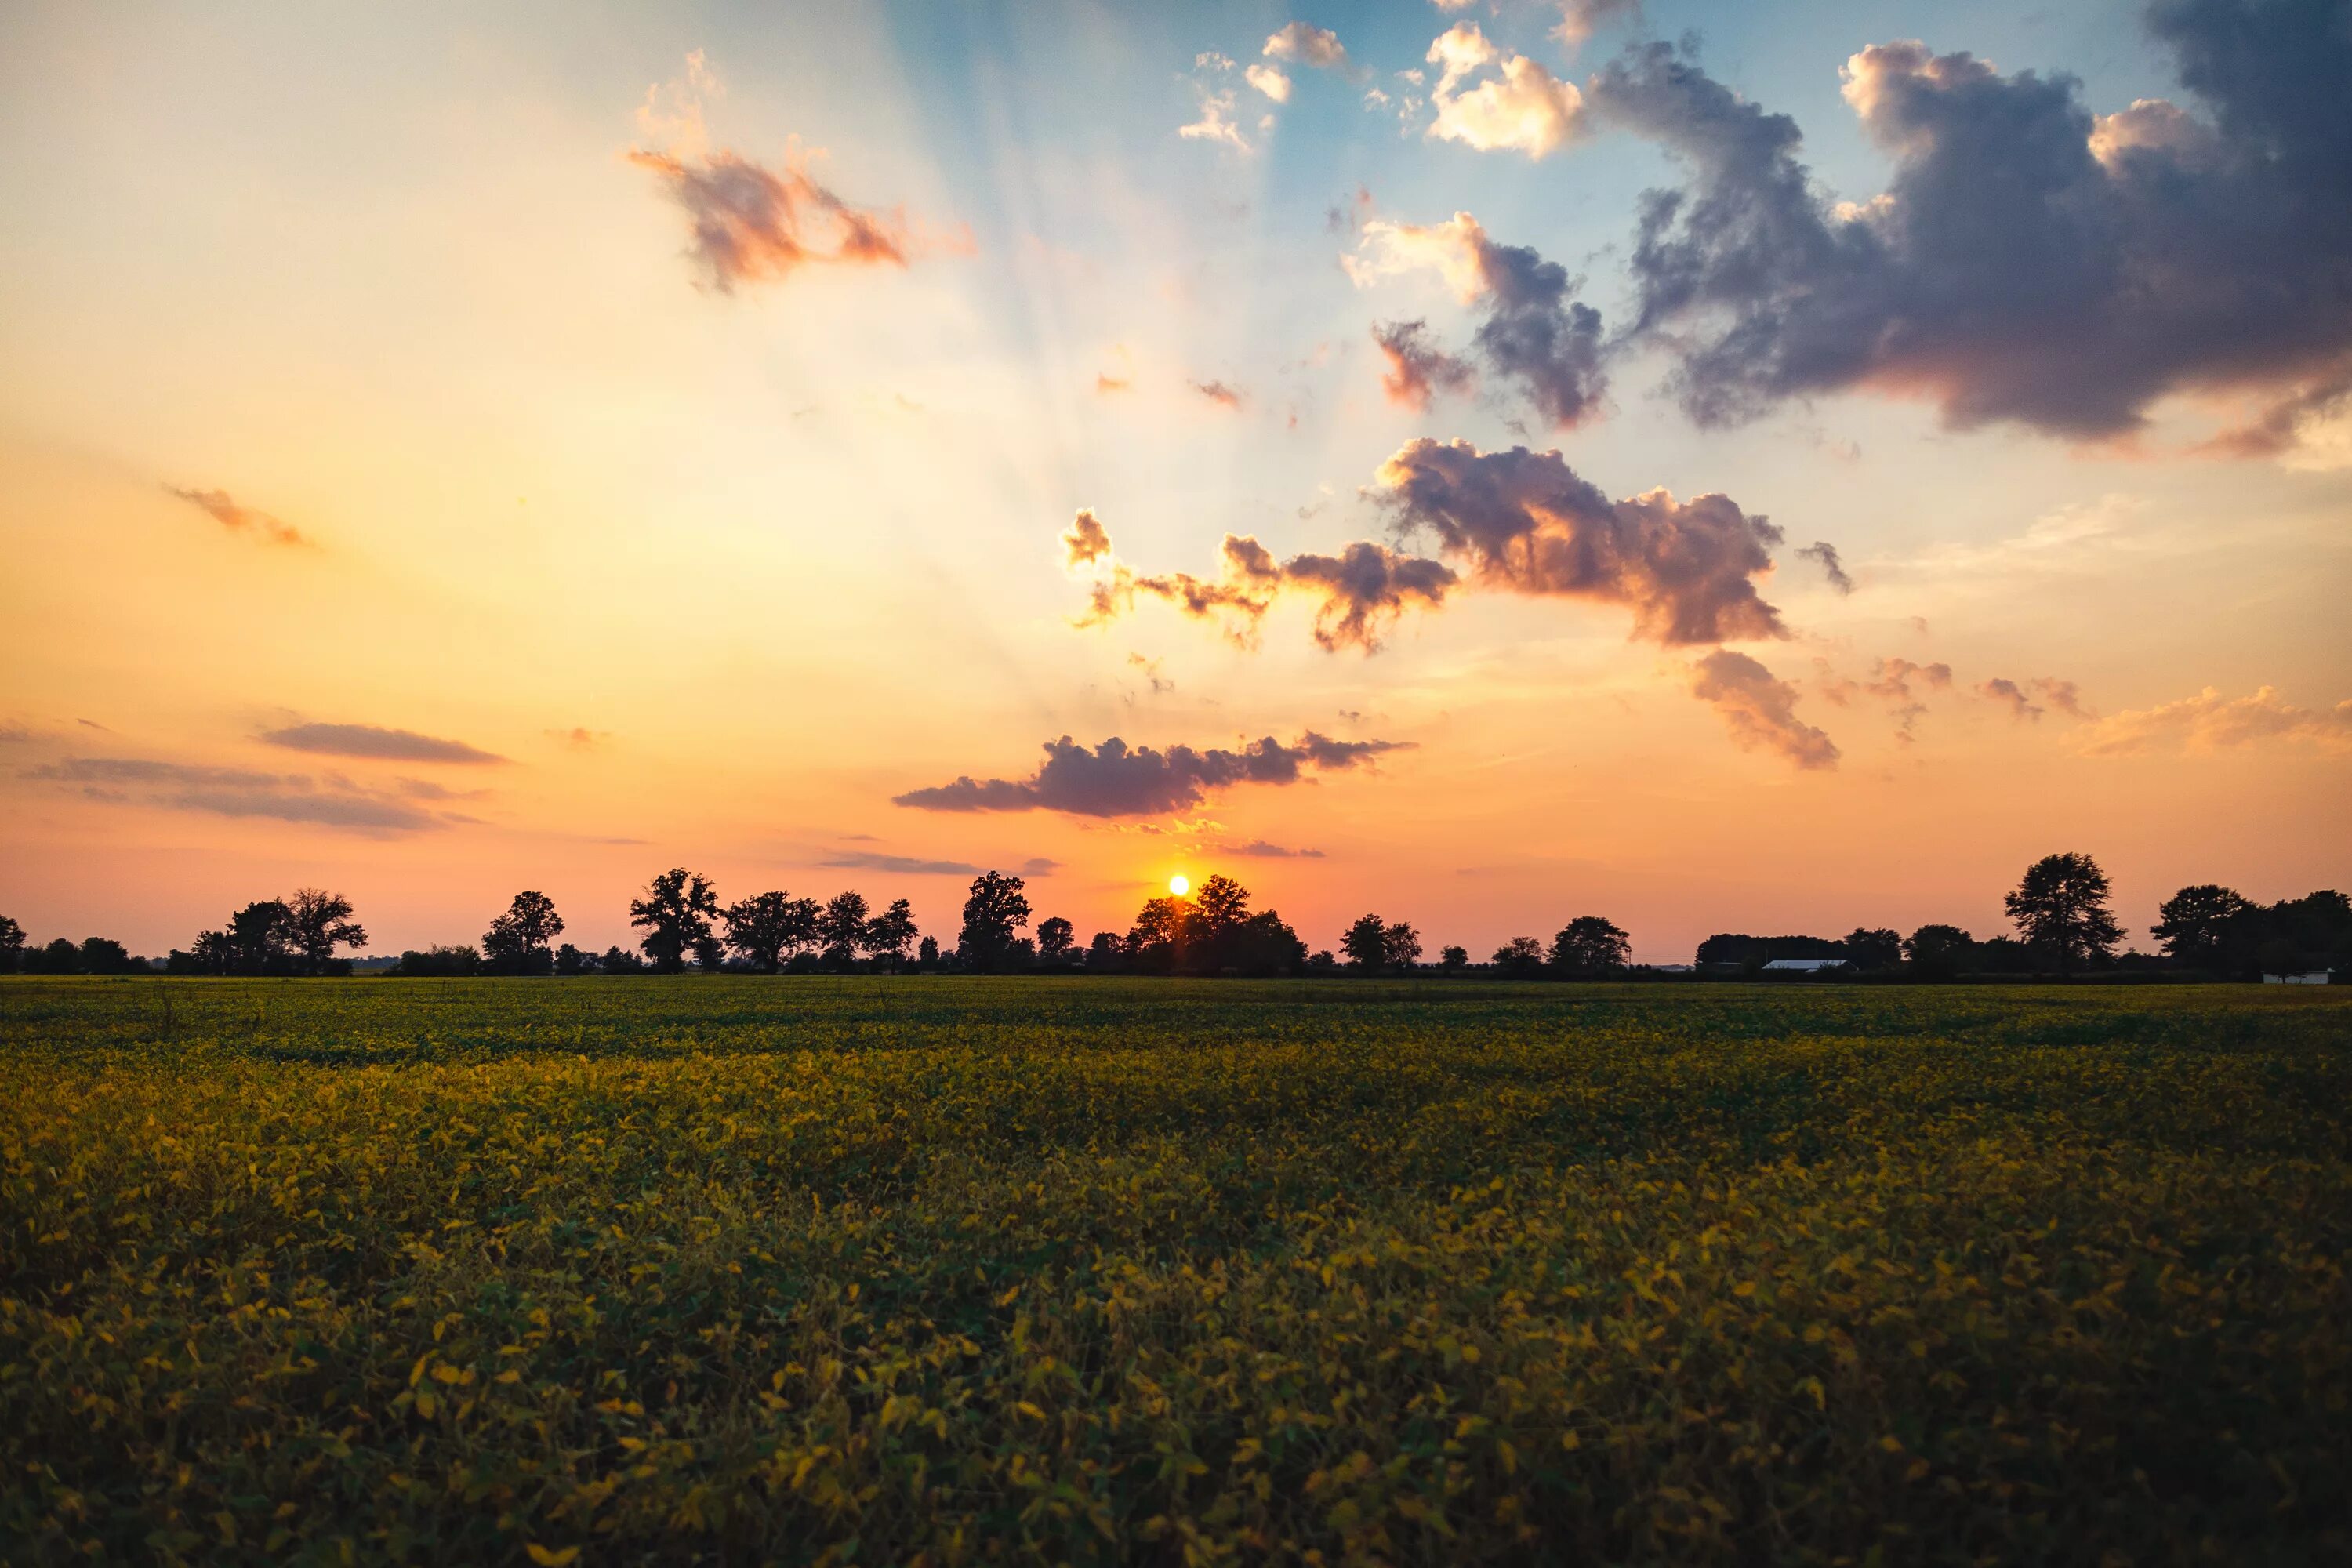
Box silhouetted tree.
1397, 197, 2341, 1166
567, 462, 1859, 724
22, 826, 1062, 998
1306, 949, 1338, 975
1901, 924, 1973, 980
482, 890, 563, 975
78, 937, 137, 974
185, 928, 238, 975
724, 891, 818, 971
917, 935, 940, 967
227, 900, 296, 975
394, 946, 480, 977
33, 937, 82, 974
630, 868, 720, 974
1840, 927, 1903, 973
957, 871, 1031, 972
285, 888, 368, 975
866, 898, 919, 970
0, 916, 24, 972
1549, 916, 1630, 976
1123, 896, 1185, 973
601, 945, 646, 974
1492, 936, 1544, 976
554, 942, 597, 975
1036, 916, 1075, 962
1381, 920, 1422, 971
1341, 914, 1390, 971
1439, 945, 1469, 975
2005, 852, 2123, 976
1086, 931, 1120, 969
2151, 884, 2257, 970
817, 891, 872, 968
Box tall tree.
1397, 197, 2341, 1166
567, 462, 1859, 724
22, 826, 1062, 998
817, 891, 872, 967
1123, 896, 1185, 972
0, 914, 24, 972
866, 898, 919, 970
723, 891, 819, 971
227, 900, 295, 976
1035, 916, 1074, 961
1549, 916, 1631, 975
630, 868, 720, 974
482, 890, 564, 975
78, 937, 136, 974
1381, 920, 1424, 971
2150, 884, 2257, 969
958, 871, 1031, 972
2005, 852, 2124, 976
1341, 914, 1390, 971
285, 888, 368, 975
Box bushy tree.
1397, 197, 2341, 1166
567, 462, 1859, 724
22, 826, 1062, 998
1341, 914, 1390, 971
1439, 945, 1469, 975
723, 891, 819, 972
2150, 884, 2257, 969
958, 871, 1031, 972
227, 900, 296, 975
78, 937, 137, 974
1085, 931, 1120, 969
285, 888, 368, 975
1381, 920, 1423, 971
394, 946, 480, 977
817, 891, 872, 968
1549, 916, 1631, 976
1492, 936, 1544, 976
1901, 924, 1973, 980
866, 898, 919, 969
0, 915, 24, 972
482, 890, 563, 975
1840, 927, 1903, 973
33, 937, 82, 974
2005, 852, 2123, 975
601, 945, 646, 974
917, 935, 940, 967
1036, 916, 1075, 962
630, 868, 720, 973
1123, 896, 1185, 972
554, 942, 597, 975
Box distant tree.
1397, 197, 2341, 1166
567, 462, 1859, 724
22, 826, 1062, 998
1085, 931, 1120, 969
1492, 936, 1544, 976
1694, 933, 1845, 968
34, 937, 83, 975
227, 900, 296, 976
187, 928, 238, 975
1341, 914, 1390, 971
1901, 924, 1973, 980
2250, 889, 2352, 974
1036, 916, 1075, 962
1381, 920, 1423, 971
1439, 944, 1469, 975
78, 937, 136, 974
0, 915, 24, 972
630, 868, 720, 974
1839, 927, 1904, 973
553, 942, 596, 976
917, 935, 940, 967
2150, 884, 2258, 969
724, 891, 818, 972
1549, 916, 1631, 976
817, 891, 872, 968
1305, 949, 1338, 975
2005, 852, 2123, 976
958, 871, 1032, 972
482, 890, 564, 975
285, 888, 368, 975
1221, 909, 1308, 976
601, 945, 646, 974
1123, 896, 1186, 972
394, 946, 481, 977
866, 898, 920, 970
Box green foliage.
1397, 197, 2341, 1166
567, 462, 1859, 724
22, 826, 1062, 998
2, 978, 2347, 1563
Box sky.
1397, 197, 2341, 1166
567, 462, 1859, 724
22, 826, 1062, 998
2, 0, 2348, 964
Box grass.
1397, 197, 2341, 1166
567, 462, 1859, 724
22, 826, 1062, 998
2, 977, 2347, 1564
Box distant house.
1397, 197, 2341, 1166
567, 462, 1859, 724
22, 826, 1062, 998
1762, 957, 1853, 975
2263, 970, 2336, 985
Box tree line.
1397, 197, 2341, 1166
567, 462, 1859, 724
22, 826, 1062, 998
2, 852, 2344, 980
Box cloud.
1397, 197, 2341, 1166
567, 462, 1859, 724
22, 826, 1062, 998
823, 848, 987, 876
895, 731, 1409, 818
1556, 0, 1640, 52
25, 756, 448, 835
1350, 212, 1607, 426
1127, 652, 1173, 695
1063, 508, 1112, 568
1224, 839, 1327, 858
1371, 320, 1477, 410
165, 486, 307, 546
1690, 652, 1841, 769
1245, 64, 1291, 103
548, 726, 608, 749
630, 143, 966, 292
2075, 684, 2352, 756
1071, 516, 1457, 653
1180, 82, 1250, 151
1583, 6, 2352, 451
1977, 677, 2042, 721
1376, 438, 1786, 644
1095, 372, 1132, 394
1819, 655, 1951, 740
1796, 540, 1853, 593
1192, 379, 1246, 409
1425, 24, 1587, 159
1265, 22, 1355, 75
1976, 675, 2083, 724
1020, 857, 1062, 876
260, 722, 505, 764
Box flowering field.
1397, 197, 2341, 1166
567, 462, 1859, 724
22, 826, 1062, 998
2, 978, 2347, 1564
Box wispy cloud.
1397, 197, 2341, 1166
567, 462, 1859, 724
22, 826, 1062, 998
25, 756, 452, 835
260, 722, 505, 764
165, 485, 307, 546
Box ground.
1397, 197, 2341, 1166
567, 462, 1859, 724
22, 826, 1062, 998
2, 978, 2347, 1563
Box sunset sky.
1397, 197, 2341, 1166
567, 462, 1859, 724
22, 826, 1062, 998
4, 0, 2347, 963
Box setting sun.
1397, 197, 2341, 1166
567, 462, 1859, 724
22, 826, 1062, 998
1169, 875, 1189, 897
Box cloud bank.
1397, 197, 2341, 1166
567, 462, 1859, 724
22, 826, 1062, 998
2076, 684, 2350, 755
895, 732, 1408, 818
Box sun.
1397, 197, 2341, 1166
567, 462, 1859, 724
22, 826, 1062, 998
1168, 873, 1190, 897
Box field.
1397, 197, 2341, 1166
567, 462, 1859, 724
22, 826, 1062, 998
2, 978, 2347, 1565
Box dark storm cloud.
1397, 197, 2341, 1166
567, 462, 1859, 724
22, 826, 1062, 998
260, 722, 506, 764
1470, 235, 1609, 427
1690, 651, 1841, 770
1374, 438, 1786, 645
1584, 2, 2352, 445
894, 732, 1409, 818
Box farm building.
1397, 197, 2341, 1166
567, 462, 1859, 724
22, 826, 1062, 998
1761, 958, 1853, 975
2262, 970, 2336, 984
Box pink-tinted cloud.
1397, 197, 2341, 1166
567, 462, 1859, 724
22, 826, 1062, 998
1690, 651, 1841, 770
165, 486, 307, 546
